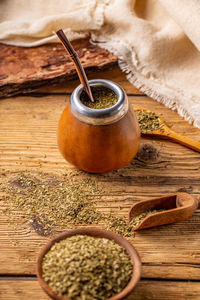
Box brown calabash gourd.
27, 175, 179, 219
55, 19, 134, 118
57, 79, 140, 173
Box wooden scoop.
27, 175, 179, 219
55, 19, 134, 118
135, 109, 200, 153
128, 192, 200, 230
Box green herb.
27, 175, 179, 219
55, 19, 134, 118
80, 86, 118, 109
42, 235, 133, 299
2, 172, 162, 240
130, 209, 165, 228
1, 172, 103, 236
136, 110, 164, 133
104, 214, 134, 238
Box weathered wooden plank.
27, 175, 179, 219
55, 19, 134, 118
0, 280, 200, 300
0, 207, 200, 279
0, 94, 200, 280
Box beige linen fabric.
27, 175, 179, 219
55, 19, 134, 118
0, 0, 105, 45
0, 0, 200, 128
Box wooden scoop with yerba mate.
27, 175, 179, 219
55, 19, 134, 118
128, 193, 200, 230
135, 109, 200, 153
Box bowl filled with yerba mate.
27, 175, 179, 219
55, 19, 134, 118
37, 227, 141, 300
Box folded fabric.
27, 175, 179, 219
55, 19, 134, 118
0, 0, 200, 128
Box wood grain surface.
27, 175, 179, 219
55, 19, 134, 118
0, 66, 200, 299
0, 280, 200, 300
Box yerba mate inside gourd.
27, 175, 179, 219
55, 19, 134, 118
80, 86, 118, 109
42, 235, 133, 300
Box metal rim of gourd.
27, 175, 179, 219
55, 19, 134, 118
70, 79, 129, 125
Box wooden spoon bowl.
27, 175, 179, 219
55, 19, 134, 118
36, 227, 141, 300
135, 108, 200, 153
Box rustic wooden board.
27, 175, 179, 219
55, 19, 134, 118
0, 67, 200, 299
0, 39, 117, 98
0, 215, 200, 280
0, 93, 200, 281
1, 280, 200, 300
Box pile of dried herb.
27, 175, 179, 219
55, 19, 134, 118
130, 210, 165, 228
104, 214, 134, 238
136, 110, 164, 133
1, 172, 103, 236
80, 86, 118, 109
1, 172, 137, 238
105, 210, 165, 234
1, 171, 165, 240
42, 235, 133, 299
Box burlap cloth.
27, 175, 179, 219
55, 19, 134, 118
1, 0, 200, 128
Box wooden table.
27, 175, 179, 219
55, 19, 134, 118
0, 67, 200, 299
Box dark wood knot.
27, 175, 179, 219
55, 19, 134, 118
136, 143, 160, 162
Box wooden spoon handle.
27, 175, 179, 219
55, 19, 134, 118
166, 129, 200, 153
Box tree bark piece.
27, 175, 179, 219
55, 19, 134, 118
0, 39, 117, 98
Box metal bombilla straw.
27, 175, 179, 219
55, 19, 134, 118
56, 29, 94, 102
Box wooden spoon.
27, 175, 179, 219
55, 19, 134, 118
36, 227, 141, 300
128, 192, 200, 231
135, 109, 200, 153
